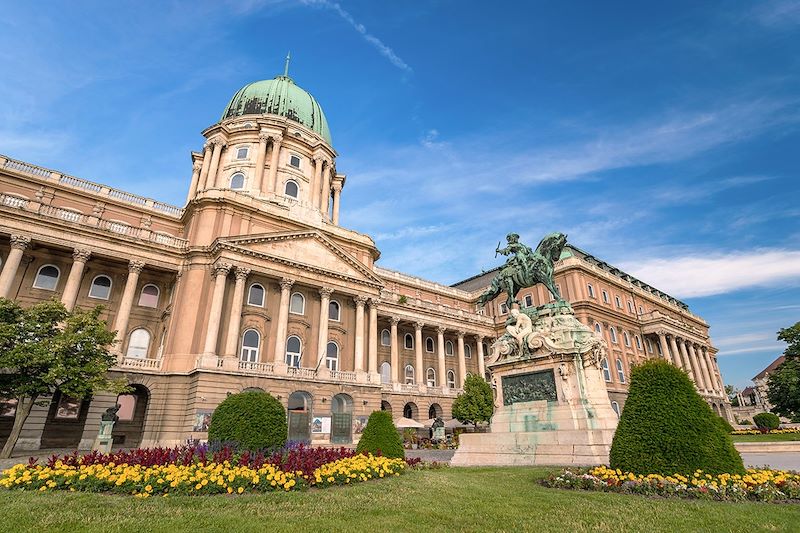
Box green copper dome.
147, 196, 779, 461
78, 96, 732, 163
222, 75, 332, 144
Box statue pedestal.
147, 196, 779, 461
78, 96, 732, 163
452, 303, 618, 466
92, 420, 116, 454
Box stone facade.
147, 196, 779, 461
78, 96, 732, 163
0, 72, 731, 451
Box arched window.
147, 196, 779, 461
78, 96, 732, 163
240, 329, 260, 362
614, 295, 622, 308
426, 368, 436, 387
445, 340, 454, 356
611, 401, 620, 418
404, 333, 414, 350
380, 329, 391, 346
89, 275, 112, 300
126, 328, 151, 359
623, 331, 631, 347
289, 292, 305, 314
602, 290, 609, 303
465, 345, 472, 359
600, 358, 611, 382
33, 265, 60, 291
594, 323, 602, 337
286, 336, 302, 367
380, 362, 391, 384
326, 341, 339, 371
609, 327, 618, 344
627, 300, 634, 313
284, 180, 299, 199
137, 284, 159, 307
229, 172, 245, 190
328, 300, 340, 321
616, 358, 626, 383
587, 284, 595, 298
404, 364, 415, 385
635, 335, 643, 350
447, 370, 456, 389
247, 284, 265, 307
425, 337, 434, 353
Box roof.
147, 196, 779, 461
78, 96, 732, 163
753, 355, 785, 381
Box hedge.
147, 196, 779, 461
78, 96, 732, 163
356, 410, 404, 459
207, 391, 287, 451
753, 412, 781, 431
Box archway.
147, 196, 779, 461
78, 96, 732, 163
112, 384, 150, 448
331, 393, 353, 444
41, 389, 91, 449
381, 400, 392, 413
428, 403, 443, 420
288, 391, 312, 444
403, 402, 418, 421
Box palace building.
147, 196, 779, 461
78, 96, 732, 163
0, 71, 732, 452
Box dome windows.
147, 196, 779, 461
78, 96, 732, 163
230, 173, 245, 190
284, 180, 299, 199
235, 147, 249, 160
289, 154, 302, 169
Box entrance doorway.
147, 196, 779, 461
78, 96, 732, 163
112, 384, 150, 448
331, 393, 353, 444
288, 391, 312, 443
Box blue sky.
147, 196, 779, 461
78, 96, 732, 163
1, 1, 799, 389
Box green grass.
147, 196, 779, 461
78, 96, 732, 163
732, 433, 800, 442
0, 467, 798, 533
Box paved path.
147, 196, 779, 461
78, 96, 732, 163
741, 453, 800, 471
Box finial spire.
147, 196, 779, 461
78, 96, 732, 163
284, 51, 291, 77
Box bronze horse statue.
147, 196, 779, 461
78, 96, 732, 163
477, 232, 567, 310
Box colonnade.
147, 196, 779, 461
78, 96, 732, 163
653, 330, 724, 396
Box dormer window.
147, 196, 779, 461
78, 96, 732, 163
235, 147, 249, 160
289, 155, 301, 168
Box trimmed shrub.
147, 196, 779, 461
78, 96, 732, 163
716, 416, 735, 434
609, 359, 744, 476
356, 410, 404, 459
207, 391, 287, 451
753, 412, 781, 432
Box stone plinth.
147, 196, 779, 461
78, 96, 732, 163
452, 302, 618, 466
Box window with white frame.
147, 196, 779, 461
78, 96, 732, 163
465, 344, 472, 359
623, 331, 631, 347
627, 300, 634, 313
89, 275, 112, 300
602, 290, 609, 304
138, 284, 159, 307
420, 367, 434, 388
289, 154, 301, 168
600, 358, 611, 382
611, 401, 620, 418
126, 328, 151, 359
247, 284, 265, 307
404, 333, 413, 350
638, 305, 644, 315
33, 265, 60, 291
380, 362, 391, 384
380, 329, 391, 346
240, 329, 260, 362
425, 337, 434, 353
235, 147, 249, 160
647, 338, 654, 353
285, 336, 302, 368
635, 335, 642, 350
447, 370, 456, 389
229, 172, 245, 190
445, 340, 454, 356
284, 180, 299, 199
594, 323, 602, 337
289, 292, 305, 314
326, 341, 339, 371
609, 326, 618, 344
616, 358, 626, 383
587, 284, 595, 298
615, 295, 622, 308
404, 364, 415, 385
524, 294, 533, 307
328, 300, 341, 321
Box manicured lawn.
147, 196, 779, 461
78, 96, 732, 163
1, 467, 798, 532
732, 433, 800, 442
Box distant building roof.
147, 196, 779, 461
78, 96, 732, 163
741, 386, 756, 396
753, 355, 785, 381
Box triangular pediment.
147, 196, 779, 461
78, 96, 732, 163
218, 230, 383, 287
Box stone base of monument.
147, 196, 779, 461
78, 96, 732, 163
451, 302, 618, 467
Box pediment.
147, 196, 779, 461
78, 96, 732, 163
218, 230, 383, 288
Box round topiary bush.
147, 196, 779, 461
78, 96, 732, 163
207, 391, 287, 451
609, 359, 744, 476
356, 410, 404, 459
753, 412, 780, 432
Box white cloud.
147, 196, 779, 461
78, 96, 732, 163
619, 250, 800, 298
752, 0, 800, 27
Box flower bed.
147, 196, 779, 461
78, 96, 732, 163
731, 428, 800, 436
542, 466, 800, 503
0, 453, 407, 497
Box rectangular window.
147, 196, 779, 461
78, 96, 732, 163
55, 395, 81, 419
289, 155, 301, 168
499, 303, 508, 314
524, 295, 533, 307
236, 147, 249, 160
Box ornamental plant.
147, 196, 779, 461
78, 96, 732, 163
609, 359, 744, 476
452, 373, 494, 429
356, 410, 404, 459
753, 412, 780, 432
207, 391, 287, 451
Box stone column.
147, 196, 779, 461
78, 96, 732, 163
367, 299, 378, 374
667, 335, 684, 372
331, 181, 342, 225
321, 164, 331, 218
678, 338, 700, 386
457, 331, 467, 387
197, 142, 212, 191
312, 155, 324, 208
0, 235, 30, 298
414, 322, 424, 387
113, 260, 145, 355
186, 161, 202, 202
390, 317, 400, 383
61, 248, 91, 311
353, 296, 367, 372
253, 132, 270, 192
202, 262, 231, 357
437, 326, 446, 391
317, 287, 333, 367
267, 135, 283, 193
273, 278, 294, 365
476, 335, 485, 380
656, 332, 671, 364
704, 347, 722, 395
691, 342, 712, 393
223, 267, 250, 359
206, 138, 225, 189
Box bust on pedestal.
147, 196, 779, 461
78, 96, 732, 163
92, 405, 120, 453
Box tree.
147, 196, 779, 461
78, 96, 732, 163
356, 410, 404, 459
452, 373, 493, 429
725, 384, 740, 407
207, 391, 287, 451
767, 321, 800, 419
0, 298, 123, 458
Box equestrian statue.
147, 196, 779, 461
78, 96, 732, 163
477, 232, 568, 310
